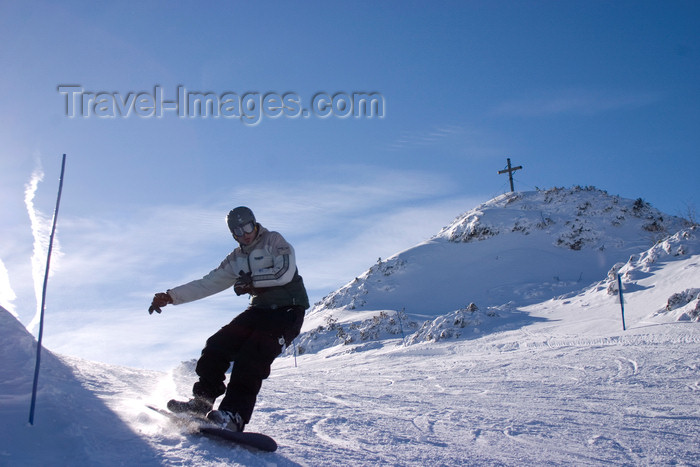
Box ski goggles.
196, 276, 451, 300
232, 221, 256, 237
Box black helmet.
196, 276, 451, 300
226, 206, 256, 237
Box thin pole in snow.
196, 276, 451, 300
28, 154, 67, 426
293, 342, 298, 368
617, 273, 626, 331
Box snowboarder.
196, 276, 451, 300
148, 206, 308, 432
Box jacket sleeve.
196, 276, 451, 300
251, 232, 297, 288
167, 255, 238, 305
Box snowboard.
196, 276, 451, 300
146, 405, 278, 452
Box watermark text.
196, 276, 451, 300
58, 85, 385, 125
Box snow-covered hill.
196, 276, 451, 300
1, 187, 699, 466
299, 187, 690, 353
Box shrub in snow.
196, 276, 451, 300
654, 289, 700, 322
406, 304, 499, 344
665, 289, 700, 322
605, 262, 628, 295
447, 218, 500, 243
604, 227, 698, 296
691, 301, 700, 321
666, 289, 700, 311
556, 219, 595, 250
293, 310, 418, 355
636, 226, 697, 271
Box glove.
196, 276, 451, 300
234, 270, 254, 296
149, 292, 173, 314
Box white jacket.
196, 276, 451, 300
167, 226, 307, 309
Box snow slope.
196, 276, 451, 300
1, 188, 699, 466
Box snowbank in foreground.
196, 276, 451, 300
0, 308, 160, 465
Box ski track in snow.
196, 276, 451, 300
263, 332, 699, 466
36, 324, 697, 466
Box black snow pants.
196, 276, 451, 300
192, 305, 305, 423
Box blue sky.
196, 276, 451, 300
1, 1, 698, 368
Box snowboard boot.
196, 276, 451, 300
166, 396, 213, 416
206, 410, 246, 432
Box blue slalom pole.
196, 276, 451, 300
28, 154, 66, 425
617, 273, 626, 331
